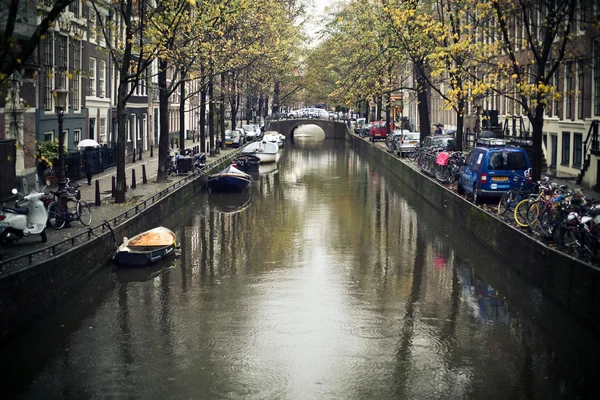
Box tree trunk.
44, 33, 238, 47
258, 96, 263, 122
208, 75, 215, 157
529, 102, 545, 181
179, 69, 186, 150
416, 68, 431, 141
455, 99, 465, 151
272, 81, 280, 115
219, 75, 225, 150
156, 59, 170, 182
199, 85, 207, 153
376, 95, 382, 121
114, 0, 134, 204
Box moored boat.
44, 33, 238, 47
242, 141, 279, 163
114, 227, 177, 267
207, 165, 252, 192
263, 131, 285, 147
232, 154, 261, 172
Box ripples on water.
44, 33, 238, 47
1, 127, 599, 399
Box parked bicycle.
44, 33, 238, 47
46, 180, 92, 229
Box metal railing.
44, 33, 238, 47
0, 149, 242, 275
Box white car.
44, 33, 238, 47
242, 124, 261, 141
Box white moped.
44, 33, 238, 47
0, 188, 48, 246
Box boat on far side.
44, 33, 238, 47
242, 141, 279, 163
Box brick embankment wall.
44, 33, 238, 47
345, 130, 600, 331
0, 157, 233, 344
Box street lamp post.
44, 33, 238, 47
53, 87, 69, 198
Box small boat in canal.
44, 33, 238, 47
114, 226, 178, 267
242, 141, 279, 163
263, 131, 285, 148
207, 165, 252, 192
232, 154, 261, 172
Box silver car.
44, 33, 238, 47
396, 132, 421, 157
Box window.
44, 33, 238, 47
594, 41, 600, 116
43, 32, 54, 111
99, 60, 106, 98
553, 67, 559, 117
573, 133, 583, 167
578, 61, 584, 120
99, 118, 106, 143
99, 15, 106, 47
562, 132, 571, 164
70, 0, 80, 18
88, 57, 96, 96
89, 14, 96, 42
128, 119, 132, 142
44, 131, 54, 142
487, 151, 528, 171
57, 35, 68, 90
74, 129, 81, 146
566, 62, 574, 120
72, 40, 80, 110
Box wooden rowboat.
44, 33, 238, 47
114, 227, 178, 267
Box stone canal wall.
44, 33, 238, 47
346, 131, 600, 331
0, 156, 236, 344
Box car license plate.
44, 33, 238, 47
409, 141, 417, 144
492, 176, 509, 182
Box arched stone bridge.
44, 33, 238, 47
268, 119, 348, 139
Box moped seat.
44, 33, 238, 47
1, 206, 29, 215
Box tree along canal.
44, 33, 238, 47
1, 135, 598, 399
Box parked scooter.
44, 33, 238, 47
0, 188, 48, 245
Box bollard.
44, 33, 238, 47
142, 164, 147, 184
138, 147, 142, 161
95, 180, 101, 207
171, 138, 174, 149
132, 148, 136, 163
112, 176, 115, 197
131, 169, 137, 189
150, 145, 153, 158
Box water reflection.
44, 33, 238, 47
207, 191, 253, 214
1, 135, 599, 399
113, 259, 177, 283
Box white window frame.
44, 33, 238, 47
44, 131, 54, 142
99, 60, 106, 98
89, 57, 96, 97
88, 14, 97, 43
99, 118, 106, 143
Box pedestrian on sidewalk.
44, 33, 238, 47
83, 147, 100, 185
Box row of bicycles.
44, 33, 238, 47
497, 175, 600, 261
408, 145, 466, 184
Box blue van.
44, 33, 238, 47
457, 139, 531, 203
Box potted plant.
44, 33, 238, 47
35, 140, 63, 183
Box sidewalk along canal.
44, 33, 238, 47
347, 130, 600, 332
0, 146, 243, 269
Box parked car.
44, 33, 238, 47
385, 130, 407, 152
368, 120, 391, 142
230, 129, 245, 147
457, 138, 531, 203
224, 130, 233, 146
421, 134, 457, 151
396, 131, 421, 157
242, 124, 261, 141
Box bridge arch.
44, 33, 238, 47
268, 119, 347, 139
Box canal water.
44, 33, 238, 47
2, 127, 598, 399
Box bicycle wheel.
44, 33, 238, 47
407, 150, 419, 162
538, 208, 555, 238
77, 200, 92, 226
435, 165, 451, 182
47, 201, 66, 230
498, 191, 512, 215
513, 199, 532, 227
